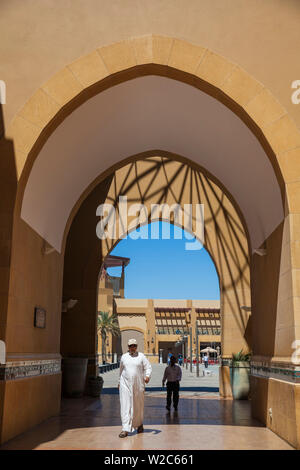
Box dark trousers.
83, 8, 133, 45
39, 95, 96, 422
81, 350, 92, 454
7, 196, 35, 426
167, 381, 180, 409
204, 361, 208, 368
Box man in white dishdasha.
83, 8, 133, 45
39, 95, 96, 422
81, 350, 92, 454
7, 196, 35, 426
118, 338, 152, 438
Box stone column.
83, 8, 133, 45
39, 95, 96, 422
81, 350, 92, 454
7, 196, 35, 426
189, 301, 197, 358
219, 276, 251, 398
146, 299, 157, 362
250, 214, 300, 448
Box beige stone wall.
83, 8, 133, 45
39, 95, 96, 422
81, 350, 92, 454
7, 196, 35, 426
1, 0, 300, 130
120, 329, 145, 354
251, 376, 300, 449
6, 218, 63, 355
1, 373, 61, 444
110, 298, 221, 361
0, 210, 64, 443
251, 222, 283, 358
118, 315, 147, 332
0, 4, 300, 448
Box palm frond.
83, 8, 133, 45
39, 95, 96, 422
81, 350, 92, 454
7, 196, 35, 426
232, 349, 251, 362
97, 310, 120, 337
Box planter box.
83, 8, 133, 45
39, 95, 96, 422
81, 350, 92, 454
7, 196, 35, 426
88, 376, 104, 397
230, 361, 250, 399
62, 357, 88, 398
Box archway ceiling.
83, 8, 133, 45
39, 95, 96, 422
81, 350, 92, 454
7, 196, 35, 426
20, 75, 283, 252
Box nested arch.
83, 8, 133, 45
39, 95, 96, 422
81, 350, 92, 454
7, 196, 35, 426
119, 328, 145, 354
85, 154, 250, 360
8, 34, 290, 367
2, 33, 300, 450
62, 151, 250, 368
99, 155, 249, 297
9, 35, 295, 260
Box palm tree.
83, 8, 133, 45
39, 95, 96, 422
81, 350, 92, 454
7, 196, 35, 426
97, 311, 120, 364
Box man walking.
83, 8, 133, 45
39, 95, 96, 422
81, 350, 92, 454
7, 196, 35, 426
203, 354, 209, 368
162, 355, 182, 412
118, 338, 152, 438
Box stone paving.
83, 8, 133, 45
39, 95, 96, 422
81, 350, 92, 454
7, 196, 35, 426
101, 363, 220, 397
0, 363, 294, 450
1, 393, 293, 450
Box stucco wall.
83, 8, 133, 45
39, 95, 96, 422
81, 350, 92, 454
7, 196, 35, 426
118, 315, 147, 332
1, 0, 300, 129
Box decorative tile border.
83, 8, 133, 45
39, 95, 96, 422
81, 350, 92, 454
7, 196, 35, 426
221, 358, 232, 367
251, 361, 300, 384
221, 358, 300, 384
0, 359, 61, 381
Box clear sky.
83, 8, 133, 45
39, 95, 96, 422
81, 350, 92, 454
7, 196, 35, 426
107, 221, 220, 300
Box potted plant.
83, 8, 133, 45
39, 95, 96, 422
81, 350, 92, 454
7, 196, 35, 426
230, 349, 251, 399
62, 356, 88, 398
88, 375, 104, 397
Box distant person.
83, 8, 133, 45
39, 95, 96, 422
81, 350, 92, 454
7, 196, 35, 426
162, 355, 182, 412
203, 354, 208, 368
167, 351, 173, 365
178, 353, 183, 366
118, 339, 152, 438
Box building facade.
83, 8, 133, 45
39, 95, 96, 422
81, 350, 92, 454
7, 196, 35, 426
98, 255, 221, 363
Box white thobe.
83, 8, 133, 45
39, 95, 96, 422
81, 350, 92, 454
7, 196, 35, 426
119, 352, 152, 432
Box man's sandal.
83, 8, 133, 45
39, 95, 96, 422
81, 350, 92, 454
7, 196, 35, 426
119, 431, 128, 438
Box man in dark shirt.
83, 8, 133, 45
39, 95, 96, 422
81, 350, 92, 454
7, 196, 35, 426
162, 355, 182, 412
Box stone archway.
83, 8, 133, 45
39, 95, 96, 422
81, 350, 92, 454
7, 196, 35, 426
6, 35, 297, 193
98, 155, 250, 375
1, 36, 300, 447
120, 330, 145, 355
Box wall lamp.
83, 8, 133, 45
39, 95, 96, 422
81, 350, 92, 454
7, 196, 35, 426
42, 241, 56, 255
62, 299, 78, 312
254, 248, 266, 256
240, 306, 251, 312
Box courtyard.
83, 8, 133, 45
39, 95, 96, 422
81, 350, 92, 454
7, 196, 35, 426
0, 365, 293, 450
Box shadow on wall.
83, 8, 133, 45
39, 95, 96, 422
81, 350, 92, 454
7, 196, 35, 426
61, 173, 113, 363
0, 103, 17, 324
102, 156, 252, 351
0, 103, 18, 443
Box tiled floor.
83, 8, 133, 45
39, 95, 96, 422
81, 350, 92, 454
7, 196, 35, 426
1, 394, 293, 450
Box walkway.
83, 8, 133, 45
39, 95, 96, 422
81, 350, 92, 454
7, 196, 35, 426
0, 363, 293, 450
102, 363, 220, 397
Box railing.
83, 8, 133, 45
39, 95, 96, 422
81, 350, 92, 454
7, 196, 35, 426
156, 328, 221, 335
197, 329, 221, 335
156, 329, 190, 335
98, 361, 120, 373
185, 358, 220, 365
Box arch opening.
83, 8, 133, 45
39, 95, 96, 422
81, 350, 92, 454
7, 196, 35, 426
61, 154, 251, 395
97, 220, 221, 365
18, 72, 284, 255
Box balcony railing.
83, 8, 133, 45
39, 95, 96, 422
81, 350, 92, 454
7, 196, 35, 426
156, 328, 221, 335
156, 328, 190, 335
197, 328, 221, 335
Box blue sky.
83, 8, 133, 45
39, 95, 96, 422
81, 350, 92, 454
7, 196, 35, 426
107, 221, 220, 300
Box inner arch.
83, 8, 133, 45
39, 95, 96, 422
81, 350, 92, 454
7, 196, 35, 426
20, 75, 283, 251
